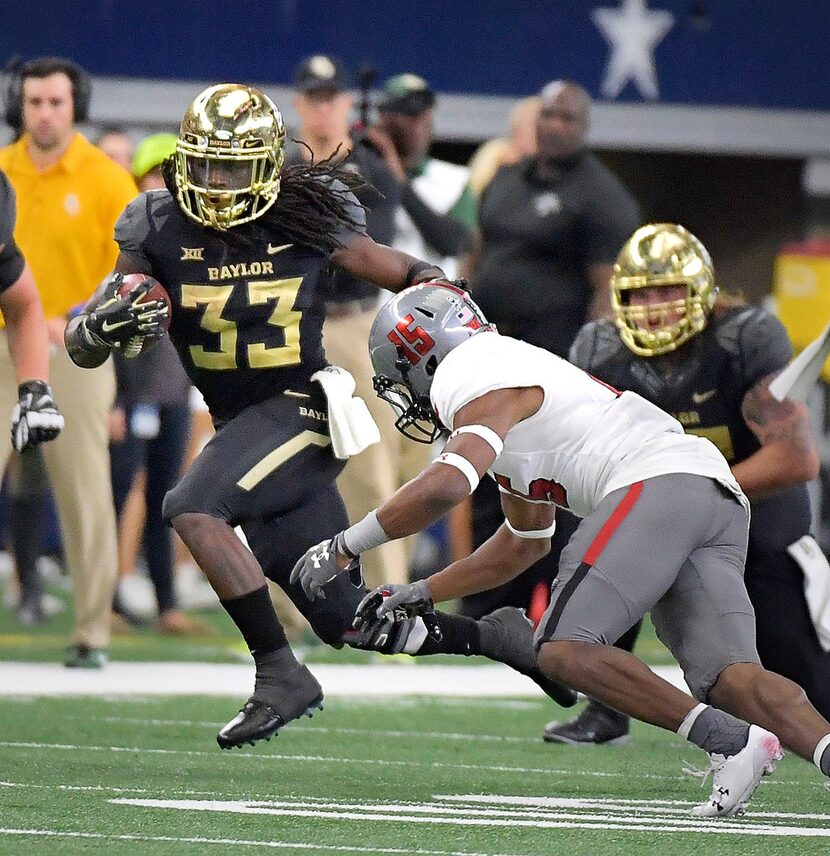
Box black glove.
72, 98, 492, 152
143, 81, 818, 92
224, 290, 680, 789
81, 273, 168, 349
11, 380, 64, 452
353, 581, 442, 644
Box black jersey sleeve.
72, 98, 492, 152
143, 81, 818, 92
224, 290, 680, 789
113, 191, 158, 270
568, 319, 621, 371
719, 306, 794, 387
0, 170, 25, 292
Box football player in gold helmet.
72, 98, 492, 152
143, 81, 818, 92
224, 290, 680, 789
66, 82, 575, 752
544, 223, 829, 747
610, 223, 717, 357
173, 83, 285, 231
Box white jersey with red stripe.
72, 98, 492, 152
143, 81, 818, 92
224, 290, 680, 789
430, 331, 747, 519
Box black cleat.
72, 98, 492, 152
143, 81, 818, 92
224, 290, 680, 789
217, 656, 324, 750
478, 607, 577, 708
217, 694, 324, 749
543, 699, 630, 746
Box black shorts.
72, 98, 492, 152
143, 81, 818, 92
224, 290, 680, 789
163, 385, 359, 643
163, 385, 346, 526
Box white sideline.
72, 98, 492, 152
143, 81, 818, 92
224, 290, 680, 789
0, 661, 689, 698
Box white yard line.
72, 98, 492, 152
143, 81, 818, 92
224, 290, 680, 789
0, 829, 523, 855
0, 660, 689, 697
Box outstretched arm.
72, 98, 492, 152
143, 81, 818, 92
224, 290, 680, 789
330, 234, 443, 293
733, 372, 820, 500
290, 386, 544, 599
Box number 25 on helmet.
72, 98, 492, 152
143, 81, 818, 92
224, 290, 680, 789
369, 282, 494, 443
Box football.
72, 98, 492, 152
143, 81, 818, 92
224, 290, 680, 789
115, 273, 172, 358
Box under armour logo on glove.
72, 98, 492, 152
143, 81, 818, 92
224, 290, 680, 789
290, 533, 361, 601
11, 380, 65, 452
310, 542, 331, 569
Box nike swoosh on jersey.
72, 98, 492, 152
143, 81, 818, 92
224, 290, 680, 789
267, 243, 293, 255
692, 389, 717, 404
101, 319, 131, 333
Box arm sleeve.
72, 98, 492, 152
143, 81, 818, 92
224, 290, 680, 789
400, 183, 476, 256
0, 171, 25, 292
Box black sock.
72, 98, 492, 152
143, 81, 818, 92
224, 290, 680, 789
220, 585, 288, 656
687, 707, 750, 757
411, 612, 481, 656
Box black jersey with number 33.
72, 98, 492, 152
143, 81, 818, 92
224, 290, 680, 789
114, 188, 365, 424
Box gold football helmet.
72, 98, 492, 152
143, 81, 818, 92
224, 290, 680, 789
611, 223, 717, 356
174, 83, 285, 230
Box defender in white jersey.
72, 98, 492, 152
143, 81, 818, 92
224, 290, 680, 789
291, 282, 830, 817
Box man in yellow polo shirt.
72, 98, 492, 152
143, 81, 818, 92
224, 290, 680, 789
0, 56, 137, 667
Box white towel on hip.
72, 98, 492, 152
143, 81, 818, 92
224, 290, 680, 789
311, 366, 380, 460
787, 534, 830, 652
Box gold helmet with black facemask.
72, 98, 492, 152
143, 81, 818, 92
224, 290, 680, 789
174, 83, 285, 230
611, 223, 717, 357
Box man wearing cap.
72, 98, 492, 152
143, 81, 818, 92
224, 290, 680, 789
285, 55, 410, 589
454, 80, 640, 622
371, 73, 476, 280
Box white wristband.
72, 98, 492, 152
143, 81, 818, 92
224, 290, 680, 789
341, 510, 390, 556
504, 517, 557, 539
435, 451, 480, 493
449, 424, 504, 457
813, 732, 830, 768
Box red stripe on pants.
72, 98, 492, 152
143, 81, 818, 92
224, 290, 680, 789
582, 481, 644, 566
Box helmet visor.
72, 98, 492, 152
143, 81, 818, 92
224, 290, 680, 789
186, 157, 254, 192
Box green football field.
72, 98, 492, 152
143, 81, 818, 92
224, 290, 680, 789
2, 584, 830, 854
1, 690, 830, 854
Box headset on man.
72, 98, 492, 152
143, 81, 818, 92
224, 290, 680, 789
4, 56, 92, 129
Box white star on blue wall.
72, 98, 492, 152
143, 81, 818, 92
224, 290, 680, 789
592, 0, 675, 99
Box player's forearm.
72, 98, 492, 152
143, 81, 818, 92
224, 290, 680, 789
426, 525, 549, 603
3, 306, 49, 383
731, 441, 820, 500
376, 466, 470, 541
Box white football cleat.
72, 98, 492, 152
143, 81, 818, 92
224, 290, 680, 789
691, 724, 783, 818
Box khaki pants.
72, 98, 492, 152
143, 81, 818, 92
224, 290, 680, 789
0, 335, 118, 649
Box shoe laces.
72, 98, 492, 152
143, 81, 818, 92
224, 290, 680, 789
682, 754, 725, 789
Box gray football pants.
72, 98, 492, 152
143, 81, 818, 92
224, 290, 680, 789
536, 474, 760, 701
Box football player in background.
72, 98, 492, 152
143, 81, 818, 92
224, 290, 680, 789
0, 168, 63, 450
543, 223, 830, 745
292, 280, 830, 817
0, 167, 64, 622
65, 84, 575, 750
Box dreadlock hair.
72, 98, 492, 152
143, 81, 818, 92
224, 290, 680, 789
160, 146, 369, 254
